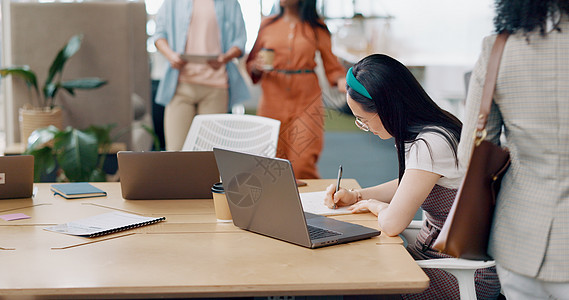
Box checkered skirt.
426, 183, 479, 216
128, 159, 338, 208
402, 185, 501, 300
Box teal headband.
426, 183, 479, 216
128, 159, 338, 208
346, 67, 372, 99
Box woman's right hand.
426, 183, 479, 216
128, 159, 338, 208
155, 39, 185, 70
324, 184, 359, 209
167, 53, 186, 70
250, 55, 267, 76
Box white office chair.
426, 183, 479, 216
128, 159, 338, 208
401, 220, 496, 300
182, 114, 281, 157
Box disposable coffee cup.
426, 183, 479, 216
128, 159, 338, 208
211, 182, 232, 222
259, 48, 274, 71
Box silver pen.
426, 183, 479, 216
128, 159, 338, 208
334, 165, 343, 209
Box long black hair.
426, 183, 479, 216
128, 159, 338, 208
262, 0, 329, 37
347, 54, 462, 182
494, 0, 569, 36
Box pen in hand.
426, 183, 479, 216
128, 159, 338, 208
334, 165, 343, 209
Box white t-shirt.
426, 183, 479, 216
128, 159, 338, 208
404, 128, 464, 189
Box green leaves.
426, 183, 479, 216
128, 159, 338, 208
44, 78, 108, 105
61, 78, 108, 90
0, 67, 41, 105
42, 34, 108, 108
0, 33, 107, 109
30, 147, 56, 182
46, 34, 83, 86
54, 128, 99, 182
24, 124, 115, 182
26, 125, 60, 182
0, 67, 38, 91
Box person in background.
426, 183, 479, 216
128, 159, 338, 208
246, 0, 346, 180
153, 0, 250, 151
325, 54, 500, 299
458, 0, 569, 298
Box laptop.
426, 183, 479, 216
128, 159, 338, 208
0, 155, 34, 199
117, 151, 219, 200
213, 148, 380, 248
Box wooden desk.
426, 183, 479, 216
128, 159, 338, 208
0, 180, 428, 298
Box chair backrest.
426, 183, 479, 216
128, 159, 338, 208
182, 114, 281, 157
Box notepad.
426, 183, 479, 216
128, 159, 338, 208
51, 182, 107, 199
44, 211, 166, 238
299, 191, 352, 216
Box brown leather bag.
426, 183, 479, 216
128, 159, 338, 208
432, 33, 511, 260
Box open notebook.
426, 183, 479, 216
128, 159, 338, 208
299, 191, 351, 216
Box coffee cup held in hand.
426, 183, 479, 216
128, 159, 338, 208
259, 48, 275, 71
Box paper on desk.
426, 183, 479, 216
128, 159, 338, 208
44, 211, 165, 237
0, 213, 31, 221
300, 191, 352, 216
180, 53, 219, 63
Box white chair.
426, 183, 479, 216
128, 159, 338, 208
182, 114, 281, 157
401, 220, 496, 300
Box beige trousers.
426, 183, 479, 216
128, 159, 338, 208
164, 82, 228, 151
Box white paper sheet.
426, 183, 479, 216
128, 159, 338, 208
299, 191, 352, 216
44, 211, 164, 237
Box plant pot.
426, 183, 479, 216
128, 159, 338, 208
19, 106, 63, 146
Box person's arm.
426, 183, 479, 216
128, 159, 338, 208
324, 179, 398, 208
324, 170, 439, 236
315, 26, 346, 92
246, 18, 272, 84
155, 38, 185, 70
354, 131, 458, 236
357, 179, 399, 203
209, 1, 247, 69
208, 46, 242, 69
351, 169, 440, 236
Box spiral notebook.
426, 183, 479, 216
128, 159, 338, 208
44, 211, 165, 238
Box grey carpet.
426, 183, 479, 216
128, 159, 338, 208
318, 132, 398, 188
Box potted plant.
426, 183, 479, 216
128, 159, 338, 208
0, 34, 107, 145
24, 122, 160, 182
25, 124, 117, 182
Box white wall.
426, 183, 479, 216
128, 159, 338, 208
325, 0, 495, 118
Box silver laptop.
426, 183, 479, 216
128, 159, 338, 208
213, 148, 380, 248
0, 155, 34, 199
117, 151, 219, 200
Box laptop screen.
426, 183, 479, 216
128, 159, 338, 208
117, 151, 219, 200
0, 155, 34, 199
214, 148, 380, 248
214, 148, 312, 245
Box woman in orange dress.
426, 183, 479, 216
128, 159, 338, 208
246, 0, 346, 179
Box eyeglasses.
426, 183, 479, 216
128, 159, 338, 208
354, 117, 370, 132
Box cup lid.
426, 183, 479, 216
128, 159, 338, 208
211, 182, 224, 193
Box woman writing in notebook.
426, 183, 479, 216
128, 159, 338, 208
323, 54, 500, 299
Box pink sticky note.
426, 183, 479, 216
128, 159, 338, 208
0, 213, 31, 221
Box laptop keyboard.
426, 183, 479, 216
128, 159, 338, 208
307, 225, 341, 240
